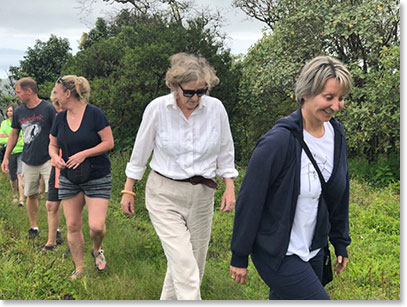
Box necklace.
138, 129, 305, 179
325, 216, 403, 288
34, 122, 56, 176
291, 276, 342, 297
68, 111, 80, 121
68, 103, 86, 121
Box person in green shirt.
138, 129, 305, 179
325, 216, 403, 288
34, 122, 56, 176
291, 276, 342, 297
0, 103, 24, 206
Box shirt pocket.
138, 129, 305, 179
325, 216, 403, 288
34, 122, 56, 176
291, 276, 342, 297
199, 125, 221, 156
158, 131, 183, 157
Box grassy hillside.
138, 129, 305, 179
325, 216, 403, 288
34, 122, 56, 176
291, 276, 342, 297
0, 152, 400, 300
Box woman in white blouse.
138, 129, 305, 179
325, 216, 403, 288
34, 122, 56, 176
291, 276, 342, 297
120, 53, 238, 300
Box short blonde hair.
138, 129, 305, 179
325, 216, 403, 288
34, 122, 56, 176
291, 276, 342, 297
50, 87, 62, 111
295, 56, 353, 105
56, 75, 91, 102
165, 53, 219, 92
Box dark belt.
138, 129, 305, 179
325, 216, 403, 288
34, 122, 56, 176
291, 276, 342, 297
155, 171, 218, 189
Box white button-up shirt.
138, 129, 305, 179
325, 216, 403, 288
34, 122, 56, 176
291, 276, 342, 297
125, 93, 238, 180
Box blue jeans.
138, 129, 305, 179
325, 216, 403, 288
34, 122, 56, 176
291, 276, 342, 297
252, 248, 330, 300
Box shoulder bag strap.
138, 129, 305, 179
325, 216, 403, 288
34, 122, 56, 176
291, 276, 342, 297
291, 130, 326, 192
292, 129, 333, 265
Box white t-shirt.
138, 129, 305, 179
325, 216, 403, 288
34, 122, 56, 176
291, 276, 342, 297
286, 122, 334, 261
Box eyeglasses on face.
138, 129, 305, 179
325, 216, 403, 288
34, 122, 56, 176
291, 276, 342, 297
179, 85, 207, 98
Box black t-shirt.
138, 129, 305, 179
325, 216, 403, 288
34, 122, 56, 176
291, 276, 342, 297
50, 104, 111, 180
12, 100, 56, 166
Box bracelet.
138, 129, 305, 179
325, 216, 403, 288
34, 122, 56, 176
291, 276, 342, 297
121, 190, 136, 197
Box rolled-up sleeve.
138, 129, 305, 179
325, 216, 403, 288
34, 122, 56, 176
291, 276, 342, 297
216, 104, 238, 178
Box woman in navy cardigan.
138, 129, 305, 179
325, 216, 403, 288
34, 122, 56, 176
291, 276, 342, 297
230, 56, 352, 300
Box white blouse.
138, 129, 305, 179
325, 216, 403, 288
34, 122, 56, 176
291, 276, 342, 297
125, 93, 238, 181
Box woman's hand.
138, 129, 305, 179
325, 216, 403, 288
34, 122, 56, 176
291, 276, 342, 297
66, 151, 87, 169
54, 156, 67, 170
221, 178, 235, 212
121, 178, 137, 215
334, 256, 348, 275
121, 193, 135, 215
230, 265, 247, 284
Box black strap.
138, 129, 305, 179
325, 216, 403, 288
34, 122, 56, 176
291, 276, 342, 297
291, 130, 327, 192
292, 129, 333, 254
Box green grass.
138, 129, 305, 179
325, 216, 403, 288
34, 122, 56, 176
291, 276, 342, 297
0, 153, 400, 300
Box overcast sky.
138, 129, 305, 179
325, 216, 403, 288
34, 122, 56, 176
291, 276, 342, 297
0, 0, 265, 79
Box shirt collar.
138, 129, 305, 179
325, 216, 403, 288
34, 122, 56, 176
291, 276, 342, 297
166, 93, 177, 109
166, 92, 207, 110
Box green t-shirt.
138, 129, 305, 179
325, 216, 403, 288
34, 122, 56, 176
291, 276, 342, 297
0, 118, 24, 154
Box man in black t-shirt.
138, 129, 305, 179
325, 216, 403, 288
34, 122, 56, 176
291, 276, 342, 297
1, 77, 56, 238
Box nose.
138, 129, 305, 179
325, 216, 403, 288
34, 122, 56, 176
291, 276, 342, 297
331, 99, 343, 112
190, 93, 199, 101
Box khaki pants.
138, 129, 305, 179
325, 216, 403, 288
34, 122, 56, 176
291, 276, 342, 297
146, 171, 215, 300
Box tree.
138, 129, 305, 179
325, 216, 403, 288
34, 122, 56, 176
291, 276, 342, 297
232, 0, 400, 161
86, 0, 192, 16
63, 6, 237, 150
338, 45, 400, 157
0, 80, 18, 114
8, 35, 72, 98
232, 0, 284, 30
79, 18, 109, 50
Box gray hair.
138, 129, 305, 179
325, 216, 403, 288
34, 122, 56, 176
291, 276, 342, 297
295, 56, 353, 105
165, 53, 219, 92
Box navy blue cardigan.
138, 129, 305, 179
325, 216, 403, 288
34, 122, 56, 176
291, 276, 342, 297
230, 109, 351, 270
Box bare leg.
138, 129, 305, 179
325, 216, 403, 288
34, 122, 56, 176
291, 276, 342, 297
45, 201, 61, 246
39, 176, 45, 194
63, 193, 85, 273
26, 194, 39, 228
10, 179, 18, 201
17, 174, 24, 204
86, 196, 108, 271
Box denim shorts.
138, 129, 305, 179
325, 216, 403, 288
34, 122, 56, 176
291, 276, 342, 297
58, 173, 112, 200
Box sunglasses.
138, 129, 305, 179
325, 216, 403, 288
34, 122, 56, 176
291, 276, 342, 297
56, 77, 64, 84
179, 85, 207, 98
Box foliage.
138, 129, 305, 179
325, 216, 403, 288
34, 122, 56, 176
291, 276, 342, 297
79, 18, 110, 50
4, 0, 399, 164
231, 32, 299, 162
8, 35, 72, 99
348, 153, 400, 189
232, 0, 400, 163
98, 0, 199, 23
0, 152, 400, 300
0, 81, 18, 111
337, 45, 400, 158
337, 180, 400, 300
62, 7, 237, 150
